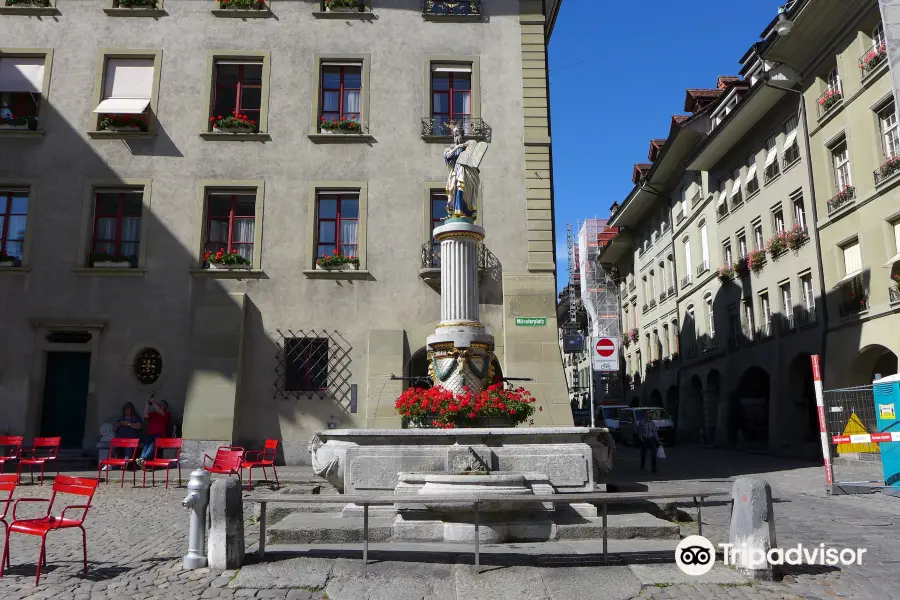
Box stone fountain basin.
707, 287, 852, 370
410, 472, 535, 514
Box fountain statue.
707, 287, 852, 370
427, 123, 494, 395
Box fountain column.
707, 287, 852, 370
427, 218, 495, 395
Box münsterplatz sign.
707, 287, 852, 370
515, 317, 547, 326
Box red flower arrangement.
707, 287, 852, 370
747, 249, 766, 274
320, 115, 362, 133
211, 110, 257, 131
395, 384, 537, 429
317, 248, 360, 268
98, 114, 148, 132
818, 89, 842, 111
218, 0, 266, 9
859, 42, 887, 74
204, 249, 250, 267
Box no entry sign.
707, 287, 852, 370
591, 337, 619, 372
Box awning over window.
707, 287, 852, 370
784, 129, 798, 149
833, 269, 862, 288
432, 64, 472, 73
716, 193, 726, 208
746, 163, 757, 181
93, 98, 150, 114
0, 57, 45, 93
94, 58, 153, 114
764, 147, 778, 167
731, 178, 742, 197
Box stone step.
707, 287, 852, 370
267, 513, 395, 544
266, 510, 679, 545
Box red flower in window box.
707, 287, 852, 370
324, 0, 366, 10
320, 116, 362, 134
204, 249, 251, 269
211, 110, 257, 133
98, 114, 149, 132
89, 249, 132, 268
316, 252, 360, 270
746, 249, 766, 274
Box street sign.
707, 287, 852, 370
591, 337, 619, 372
515, 317, 547, 327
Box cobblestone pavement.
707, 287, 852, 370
0, 448, 897, 600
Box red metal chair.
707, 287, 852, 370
0, 437, 22, 475
17, 437, 60, 486
0, 474, 15, 569
202, 446, 245, 486
141, 438, 183, 489
97, 438, 139, 488
0, 475, 99, 585
241, 439, 280, 492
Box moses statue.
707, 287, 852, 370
444, 122, 488, 220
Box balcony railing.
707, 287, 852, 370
674, 207, 685, 224
642, 304, 649, 314
816, 87, 843, 119
690, 191, 702, 207
667, 285, 676, 298
680, 275, 691, 289
699, 336, 716, 354
859, 42, 887, 79
745, 177, 759, 197
420, 241, 486, 285
421, 117, 491, 141
716, 200, 728, 218
783, 143, 800, 168
628, 280, 636, 293
826, 185, 855, 215
764, 161, 780, 184
423, 0, 481, 16
778, 313, 795, 333
890, 287, 900, 304
730, 190, 743, 209
874, 158, 900, 186
696, 261, 709, 277
649, 299, 657, 309
756, 320, 773, 340
658, 291, 667, 303
797, 306, 817, 327
838, 295, 868, 318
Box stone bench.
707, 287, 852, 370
246, 489, 728, 570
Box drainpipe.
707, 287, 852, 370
761, 72, 830, 372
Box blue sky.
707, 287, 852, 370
548, 0, 782, 290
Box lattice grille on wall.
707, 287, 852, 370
274, 329, 352, 406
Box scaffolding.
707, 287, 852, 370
577, 219, 620, 341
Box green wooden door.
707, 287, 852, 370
40, 352, 91, 449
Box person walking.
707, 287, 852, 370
637, 409, 660, 473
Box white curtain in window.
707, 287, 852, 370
684, 241, 692, 273
340, 220, 358, 256
234, 220, 255, 261
700, 224, 709, 263
843, 242, 861, 275
343, 89, 361, 115
121, 217, 141, 257
208, 220, 228, 244
94, 219, 115, 251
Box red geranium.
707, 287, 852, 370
395, 384, 537, 428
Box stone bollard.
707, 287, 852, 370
728, 477, 777, 580
208, 476, 245, 569
182, 469, 212, 570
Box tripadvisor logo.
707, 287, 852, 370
675, 535, 867, 576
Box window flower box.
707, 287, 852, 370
0, 253, 22, 267
766, 233, 787, 259
319, 116, 362, 134
325, 0, 366, 11
210, 111, 257, 134
4, 0, 50, 5
747, 249, 766, 274
717, 265, 734, 282
826, 185, 855, 214
817, 89, 842, 113
859, 42, 887, 78
628, 328, 639, 343
217, 0, 266, 9
396, 384, 536, 429
204, 250, 251, 269
316, 252, 360, 270
116, 0, 157, 6
877, 156, 900, 183
732, 259, 749, 278
98, 115, 149, 133
90, 250, 132, 268
0, 116, 38, 131
784, 224, 808, 251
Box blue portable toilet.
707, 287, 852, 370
872, 374, 900, 487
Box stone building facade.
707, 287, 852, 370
0, 0, 569, 462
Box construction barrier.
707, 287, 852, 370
821, 383, 885, 493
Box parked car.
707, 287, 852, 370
618, 407, 676, 446
596, 405, 628, 439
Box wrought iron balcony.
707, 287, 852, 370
423, 0, 481, 17
797, 306, 817, 328
419, 241, 486, 289
642, 303, 649, 314
730, 190, 743, 209
658, 291, 667, 303
891, 287, 900, 305
649, 299, 657, 309
745, 177, 759, 197
699, 336, 716, 354
421, 117, 490, 141
667, 285, 676, 298
838, 294, 869, 318
696, 261, 709, 277
777, 313, 795, 333
764, 161, 780, 184
826, 186, 855, 215
783, 143, 801, 168
690, 191, 702, 207
756, 320, 773, 340
674, 208, 685, 224
859, 41, 887, 79
716, 200, 728, 219
874, 158, 900, 186
628, 280, 636, 293
680, 275, 691, 289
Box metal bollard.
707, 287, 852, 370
182, 469, 212, 569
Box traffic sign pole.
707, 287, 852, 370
588, 314, 595, 429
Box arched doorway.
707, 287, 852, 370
649, 389, 663, 407
665, 385, 679, 427
851, 345, 898, 385
679, 375, 704, 443
735, 366, 770, 445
